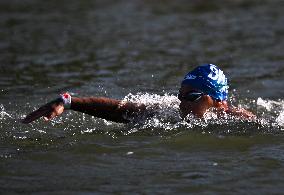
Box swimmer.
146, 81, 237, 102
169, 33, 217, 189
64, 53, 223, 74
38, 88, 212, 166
21, 64, 256, 124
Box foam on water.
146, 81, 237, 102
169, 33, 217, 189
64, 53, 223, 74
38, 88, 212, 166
0, 104, 12, 119
256, 97, 284, 129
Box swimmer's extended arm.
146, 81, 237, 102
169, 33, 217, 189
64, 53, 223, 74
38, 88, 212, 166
21, 97, 146, 124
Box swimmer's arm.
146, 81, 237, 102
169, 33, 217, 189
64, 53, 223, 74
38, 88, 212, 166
71, 97, 146, 123
21, 97, 146, 124
226, 106, 256, 119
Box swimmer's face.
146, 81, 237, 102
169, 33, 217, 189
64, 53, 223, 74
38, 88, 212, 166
178, 85, 216, 118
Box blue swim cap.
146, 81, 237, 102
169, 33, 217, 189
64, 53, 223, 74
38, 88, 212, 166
181, 64, 229, 101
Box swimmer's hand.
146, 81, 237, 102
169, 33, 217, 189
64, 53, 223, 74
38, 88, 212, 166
21, 98, 64, 124
227, 107, 256, 120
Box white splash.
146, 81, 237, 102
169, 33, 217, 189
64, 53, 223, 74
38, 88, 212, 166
0, 104, 12, 119
257, 97, 284, 129
123, 92, 180, 111
276, 112, 284, 127
256, 97, 283, 112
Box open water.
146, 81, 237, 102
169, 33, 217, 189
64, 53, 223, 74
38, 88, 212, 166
0, 0, 284, 194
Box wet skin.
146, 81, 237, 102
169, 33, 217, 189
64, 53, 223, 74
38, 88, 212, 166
178, 85, 229, 118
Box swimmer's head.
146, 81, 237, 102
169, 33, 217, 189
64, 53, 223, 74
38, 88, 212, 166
179, 64, 229, 118
181, 64, 228, 101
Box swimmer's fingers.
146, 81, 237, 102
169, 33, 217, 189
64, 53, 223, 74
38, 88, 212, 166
21, 98, 63, 124
237, 108, 256, 119
244, 111, 257, 120
43, 104, 64, 121
227, 107, 257, 120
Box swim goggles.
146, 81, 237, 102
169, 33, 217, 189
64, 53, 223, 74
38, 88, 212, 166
178, 91, 204, 102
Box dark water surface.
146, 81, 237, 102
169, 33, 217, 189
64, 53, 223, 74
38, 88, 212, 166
0, 0, 284, 194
